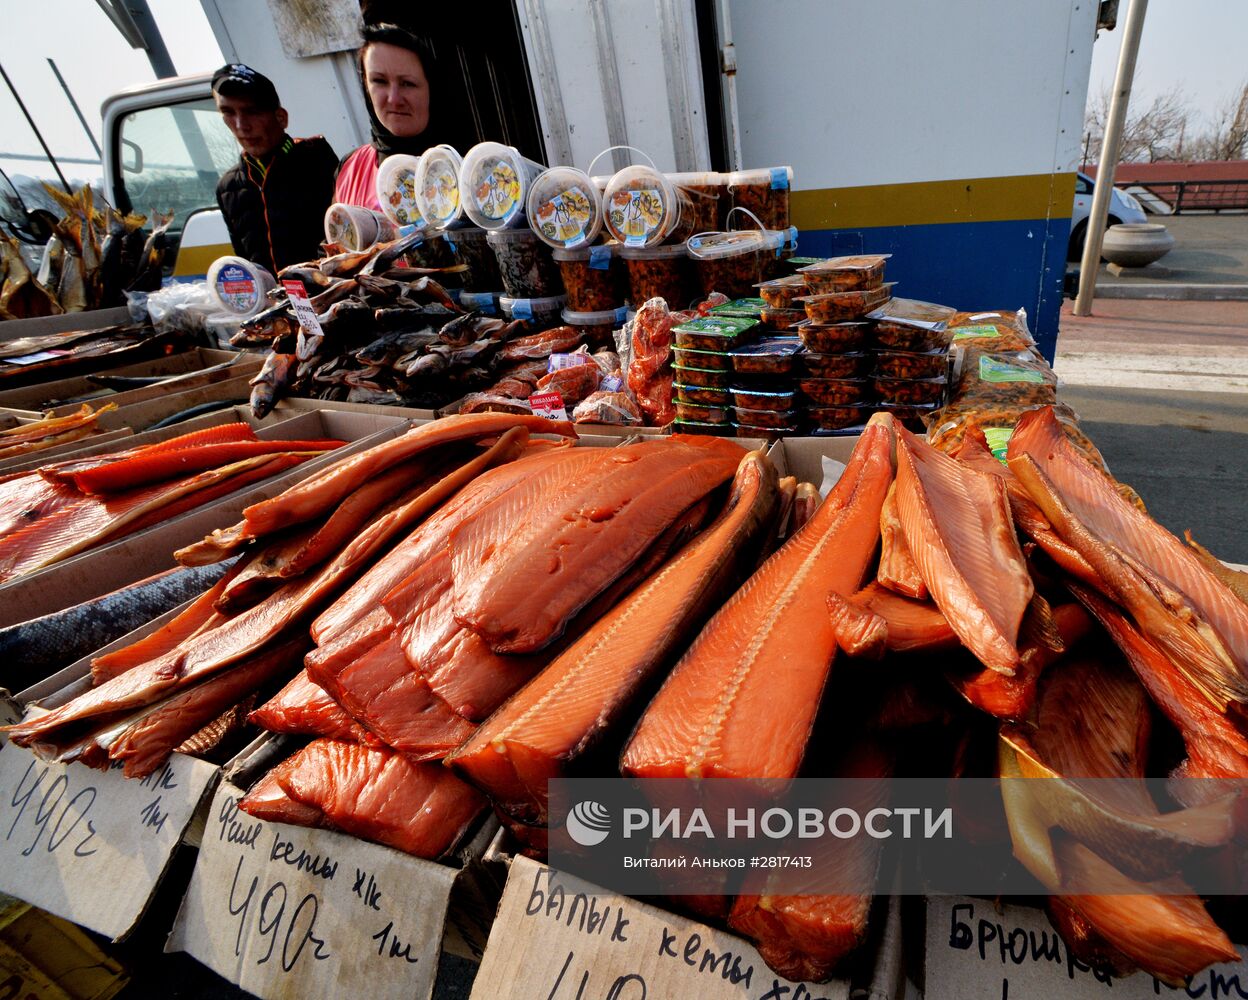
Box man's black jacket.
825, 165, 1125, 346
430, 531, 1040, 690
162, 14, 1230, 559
215, 135, 338, 275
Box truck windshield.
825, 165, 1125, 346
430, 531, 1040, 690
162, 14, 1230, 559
116, 97, 237, 232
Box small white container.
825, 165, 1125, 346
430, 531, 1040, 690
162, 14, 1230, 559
526, 166, 603, 249
375, 153, 426, 228
323, 202, 394, 250
460, 142, 546, 229
414, 144, 464, 229
206, 256, 275, 318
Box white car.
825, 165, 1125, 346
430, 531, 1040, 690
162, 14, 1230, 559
1069, 170, 1149, 260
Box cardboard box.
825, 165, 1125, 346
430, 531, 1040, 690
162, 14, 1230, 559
166, 736, 469, 1000
275, 395, 437, 423
0, 408, 414, 628
0, 894, 129, 999
777, 434, 861, 489
0, 348, 262, 419
0, 307, 134, 342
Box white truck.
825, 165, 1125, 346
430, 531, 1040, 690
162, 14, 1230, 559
98, 0, 1112, 359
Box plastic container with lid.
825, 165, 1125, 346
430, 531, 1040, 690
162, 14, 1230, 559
457, 290, 501, 316
798, 255, 890, 293
666, 171, 726, 241
797, 284, 895, 323
207, 256, 275, 318
397, 232, 455, 271
672, 364, 731, 389
672, 315, 760, 352
375, 153, 426, 228
527, 167, 604, 249
868, 297, 959, 351
731, 386, 798, 411
602, 165, 682, 247
799, 377, 872, 406
414, 144, 464, 229
809, 405, 873, 431
562, 305, 628, 350
730, 337, 803, 375
731, 407, 801, 430
878, 401, 940, 429
500, 294, 567, 328
794, 319, 871, 353
460, 141, 546, 229
672, 346, 731, 372
675, 401, 731, 425
323, 202, 394, 251
674, 383, 730, 407
620, 243, 694, 309
760, 306, 806, 331
552, 243, 626, 312
754, 274, 809, 308
486, 228, 564, 298
446, 225, 503, 292
873, 375, 947, 405
727, 166, 793, 231
874, 349, 949, 380
802, 351, 870, 379
672, 419, 730, 437
686, 213, 788, 300
708, 297, 766, 319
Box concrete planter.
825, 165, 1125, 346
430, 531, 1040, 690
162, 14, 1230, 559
1102, 223, 1175, 267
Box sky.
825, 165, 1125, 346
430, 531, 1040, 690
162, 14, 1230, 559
1, 0, 1245, 197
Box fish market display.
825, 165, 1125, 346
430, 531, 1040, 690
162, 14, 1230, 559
0, 403, 115, 463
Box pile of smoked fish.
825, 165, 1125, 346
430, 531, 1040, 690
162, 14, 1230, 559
6, 406, 1248, 986
0, 421, 342, 583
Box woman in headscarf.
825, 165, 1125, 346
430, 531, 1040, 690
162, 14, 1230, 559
335, 22, 459, 210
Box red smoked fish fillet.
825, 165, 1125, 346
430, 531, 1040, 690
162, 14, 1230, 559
249, 669, 380, 745
238, 738, 486, 859
894, 426, 1033, 674
828, 582, 960, 659
0, 472, 79, 537
876, 481, 926, 599
621, 414, 894, 780
449, 436, 743, 653
40, 422, 259, 484
448, 450, 779, 825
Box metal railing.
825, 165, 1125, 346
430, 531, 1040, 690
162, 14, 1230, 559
1133, 178, 1248, 214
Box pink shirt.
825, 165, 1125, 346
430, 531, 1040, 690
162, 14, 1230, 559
334, 145, 382, 212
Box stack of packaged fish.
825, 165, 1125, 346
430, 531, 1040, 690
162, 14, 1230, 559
0, 421, 343, 583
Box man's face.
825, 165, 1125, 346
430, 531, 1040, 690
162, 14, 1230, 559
215, 92, 287, 158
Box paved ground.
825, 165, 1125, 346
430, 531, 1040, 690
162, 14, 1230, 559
1078, 212, 1248, 290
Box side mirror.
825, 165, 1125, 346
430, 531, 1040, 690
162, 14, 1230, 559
122, 137, 144, 173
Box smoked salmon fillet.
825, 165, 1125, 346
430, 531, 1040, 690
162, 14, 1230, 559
894, 426, 1033, 674
39, 422, 258, 484
876, 481, 926, 599
238, 738, 486, 859
621, 414, 894, 780
249, 669, 381, 745
828, 582, 959, 659
448, 450, 779, 824
449, 436, 743, 653
0, 472, 78, 537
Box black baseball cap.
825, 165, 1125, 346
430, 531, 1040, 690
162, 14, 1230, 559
211, 64, 280, 111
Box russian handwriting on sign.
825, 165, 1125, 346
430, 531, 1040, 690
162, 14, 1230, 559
0, 746, 218, 940
468, 856, 848, 1000
928, 898, 1248, 1000
169, 782, 456, 1000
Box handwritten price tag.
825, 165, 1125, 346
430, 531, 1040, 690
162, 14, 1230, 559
529, 392, 569, 421
282, 280, 324, 338
0, 743, 218, 939
168, 781, 456, 1000
470, 856, 848, 1000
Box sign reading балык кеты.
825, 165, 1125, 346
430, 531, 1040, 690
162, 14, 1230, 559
167, 781, 457, 1000
0, 742, 218, 939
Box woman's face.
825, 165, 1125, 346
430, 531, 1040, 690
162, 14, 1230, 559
364, 41, 431, 138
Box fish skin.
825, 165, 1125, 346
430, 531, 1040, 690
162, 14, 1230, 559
894, 426, 1033, 674
238, 738, 485, 859
249, 669, 381, 745
249, 352, 296, 419
621, 414, 895, 781
876, 480, 927, 599
447, 450, 780, 825
1184, 531, 1248, 605
448, 437, 744, 654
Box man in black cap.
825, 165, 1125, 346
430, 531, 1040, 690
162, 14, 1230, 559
212, 64, 338, 275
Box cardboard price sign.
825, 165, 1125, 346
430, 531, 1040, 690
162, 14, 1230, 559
0, 743, 219, 939
281, 280, 324, 338
470, 855, 849, 1000
529, 391, 569, 421
925, 896, 1248, 998
168, 781, 456, 1000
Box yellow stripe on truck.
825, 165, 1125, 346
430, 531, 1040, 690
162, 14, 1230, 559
173, 242, 235, 278
792, 173, 1077, 231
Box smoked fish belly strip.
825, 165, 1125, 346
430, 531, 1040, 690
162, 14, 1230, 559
876, 481, 927, 599
828, 582, 960, 659
3, 433, 527, 746
238, 738, 486, 859
450, 437, 744, 654
448, 449, 779, 825
894, 426, 1033, 675
621, 414, 894, 780
249, 669, 381, 745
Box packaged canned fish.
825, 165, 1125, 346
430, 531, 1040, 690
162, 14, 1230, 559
795, 319, 871, 353
562, 305, 628, 351
868, 298, 958, 351
760, 306, 806, 331
447, 225, 503, 291
527, 166, 604, 249
672, 346, 732, 371
797, 284, 895, 323
874, 350, 949, 380
687, 228, 785, 300
730, 386, 798, 411
873, 375, 947, 405
552, 244, 626, 312
500, 294, 568, 328
799, 377, 873, 406
672, 363, 732, 388
620, 244, 694, 309
666, 171, 726, 241
487, 228, 564, 298
808, 405, 874, 431
414, 144, 464, 229
708, 297, 766, 318
672, 315, 760, 352
376, 153, 426, 228
461, 141, 546, 229
675, 401, 732, 424
603, 165, 682, 247
731, 406, 801, 430
730, 337, 804, 375
754, 274, 809, 308
674, 383, 731, 406
727, 166, 793, 231
802, 351, 870, 378
798, 254, 891, 293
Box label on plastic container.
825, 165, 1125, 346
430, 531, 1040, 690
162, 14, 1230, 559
472, 158, 523, 221
533, 186, 593, 247
589, 245, 612, 270
608, 188, 664, 245
969, 312, 1003, 321
769, 166, 790, 190
952, 324, 999, 340
216, 263, 259, 311
510, 299, 533, 321
978, 355, 1047, 384
982, 427, 1014, 463
459, 292, 497, 315
547, 352, 593, 372
421, 161, 460, 224
529, 391, 569, 421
